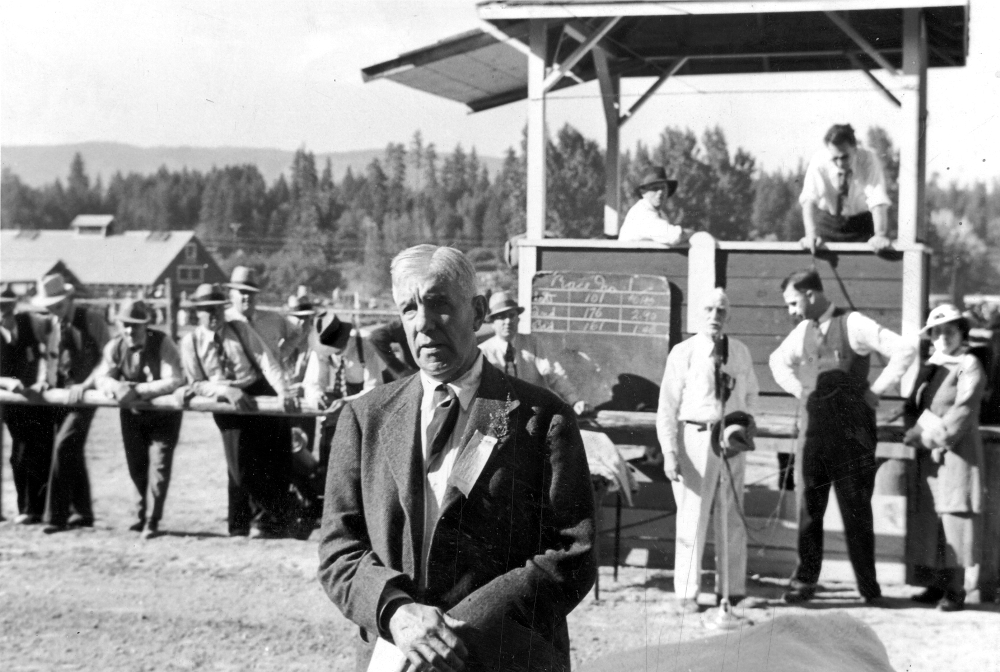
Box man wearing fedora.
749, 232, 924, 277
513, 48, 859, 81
94, 299, 185, 539
32, 273, 110, 533
656, 287, 759, 612
179, 283, 300, 538
478, 291, 591, 417
769, 268, 916, 604
619, 166, 688, 245
224, 265, 294, 369
304, 312, 388, 473
1, 289, 52, 524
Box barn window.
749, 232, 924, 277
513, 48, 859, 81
177, 265, 204, 284
184, 242, 198, 262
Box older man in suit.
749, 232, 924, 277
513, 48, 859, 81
318, 245, 596, 672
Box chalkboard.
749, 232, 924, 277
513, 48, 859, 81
531, 271, 672, 412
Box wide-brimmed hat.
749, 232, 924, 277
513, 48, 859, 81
0, 288, 17, 305
921, 303, 965, 335
316, 312, 352, 350
225, 266, 261, 293
287, 294, 318, 318
33, 273, 75, 307
635, 167, 678, 198
487, 291, 524, 320
182, 283, 229, 309
116, 298, 151, 324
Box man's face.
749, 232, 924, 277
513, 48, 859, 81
782, 286, 817, 323
395, 273, 486, 383
491, 310, 519, 341
642, 186, 664, 209
48, 297, 72, 322
196, 305, 225, 332
701, 300, 728, 338
229, 288, 255, 318
826, 142, 856, 172
122, 322, 148, 350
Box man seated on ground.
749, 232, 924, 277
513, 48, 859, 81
303, 313, 387, 472
799, 123, 893, 254
618, 167, 688, 245
179, 283, 302, 539
479, 291, 591, 417
656, 287, 759, 613
94, 299, 184, 539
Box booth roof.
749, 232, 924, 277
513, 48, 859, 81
362, 0, 968, 112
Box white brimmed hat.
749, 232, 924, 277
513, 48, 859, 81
33, 273, 74, 307
921, 303, 965, 335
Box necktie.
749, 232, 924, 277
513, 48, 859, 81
504, 343, 518, 378
213, 332, 232, 378
426, 384, 460, 462
835, 168, 852, 221
333, 354, 346, 399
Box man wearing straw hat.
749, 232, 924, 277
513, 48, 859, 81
656, 287, 759, 614
32, 273, 110, 534
179, 283, 300, 539
1, 288, 51, 524
93, 299, 185, 539
769, 268, 916, 604
478, 291, 591, 416
618, 166, 688, 245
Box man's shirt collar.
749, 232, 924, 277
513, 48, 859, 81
419, 351, 484, 412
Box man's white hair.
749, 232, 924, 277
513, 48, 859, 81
703, 286, 730, 310
391, 245, 477, 302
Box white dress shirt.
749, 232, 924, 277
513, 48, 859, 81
302, 333, 386, 406
799, 146, 891, 217
656, 333, 759, 455
618, 199, 685, 245
769, 303, 916, 400
479, 333, 581, 406
418, 353, 484, 586
179, 322, 289, 397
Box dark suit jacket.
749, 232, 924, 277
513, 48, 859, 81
318, 360, 596, 671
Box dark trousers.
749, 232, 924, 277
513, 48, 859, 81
793, 391, 881, 599
814, 210, 876, 243
5, 405, 54, 516
44, 407, 96, 526
120, 410, 183, 526
213, 413, 293, 533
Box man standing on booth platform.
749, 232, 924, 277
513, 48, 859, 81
656, 288, 758, 613
318, 245, 595, 672
799, 124, 894, 254
769, 268, 916, 604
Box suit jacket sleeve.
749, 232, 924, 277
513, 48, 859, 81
316, 402, 412, 638
446, 400, 596, 638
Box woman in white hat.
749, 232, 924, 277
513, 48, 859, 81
903, 303, 987, 611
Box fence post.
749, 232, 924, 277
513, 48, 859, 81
164, 278, 177, 341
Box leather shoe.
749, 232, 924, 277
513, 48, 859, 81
43, 523, 69, 534
248, 526, 282, 540
911, 587, 944, 604
141, 523, 160, 540
128, 521, 146, 532
782, 582, 817, 604
938, 592, 965, 612
15, 513, 42, 525
67, 514, 94, 528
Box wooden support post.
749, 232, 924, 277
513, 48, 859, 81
898, 9, 928, 244
526, 20, 548, 241
687, 232, 719, 332
517, 241, 537, 335
594, 46, 621, 237
901, 247, 928, 396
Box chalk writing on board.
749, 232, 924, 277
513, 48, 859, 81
531, 272, 671, 338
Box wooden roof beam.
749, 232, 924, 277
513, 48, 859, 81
846, 52, 901, 107
618, 57, 688, 128
825, 11, 902, 75
543, 17, 620, 93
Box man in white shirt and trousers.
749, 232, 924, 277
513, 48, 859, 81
769, 268, 916, 604
657, 287, 759, 613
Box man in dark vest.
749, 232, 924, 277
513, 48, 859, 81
1, 289, 51, 524
94, 299, 185, 538
179, 283, 301, 539
769, 268, 915, 604
33, 273, 110, 534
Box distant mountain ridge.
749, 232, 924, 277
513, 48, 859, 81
1, 141, 504, 188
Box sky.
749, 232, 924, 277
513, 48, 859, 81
2, 0, 998, 184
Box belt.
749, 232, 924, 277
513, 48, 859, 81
684, 420, 710, 432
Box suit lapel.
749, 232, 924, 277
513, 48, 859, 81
380, 375, 425, 578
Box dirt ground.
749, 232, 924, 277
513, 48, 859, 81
2, 409, 999, 672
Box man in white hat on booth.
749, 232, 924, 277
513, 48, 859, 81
656, 287, 759, 613
618, 166, 689, 245
32, 273, 110, 533
94, 299, 185, 538
479, 291, 591, 416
